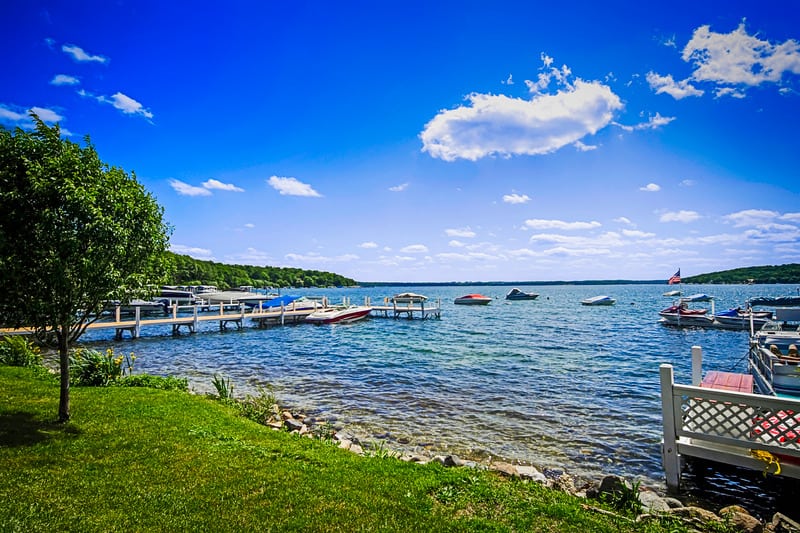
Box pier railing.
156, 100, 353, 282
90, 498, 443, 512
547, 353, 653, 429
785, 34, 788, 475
660, 353, 800, 492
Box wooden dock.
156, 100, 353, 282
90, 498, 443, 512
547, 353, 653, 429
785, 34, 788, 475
660, 346, 800, 492
0, 296, 441, 340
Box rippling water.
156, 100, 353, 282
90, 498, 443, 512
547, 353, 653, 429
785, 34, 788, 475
80, 283, 800, 520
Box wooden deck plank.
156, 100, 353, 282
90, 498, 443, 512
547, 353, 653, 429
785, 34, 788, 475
701, 370, 753, 393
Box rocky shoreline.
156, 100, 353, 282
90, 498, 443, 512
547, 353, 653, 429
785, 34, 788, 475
273, 407, 800, 533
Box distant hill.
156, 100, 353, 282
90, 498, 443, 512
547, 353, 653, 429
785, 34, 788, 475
683, 264, 800, 284
166, 252, 358, 289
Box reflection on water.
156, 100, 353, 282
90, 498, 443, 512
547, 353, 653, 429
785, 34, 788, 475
79, 283, 800, 520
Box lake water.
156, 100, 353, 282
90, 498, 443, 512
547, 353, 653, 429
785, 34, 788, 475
80, 283, 800, 520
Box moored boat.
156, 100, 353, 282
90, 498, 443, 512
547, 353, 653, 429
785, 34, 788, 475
454, 294, 492, 305
391, 292, 428, 304
659, 297, 714, 327
581, 295, 616, 306
663, 290, 681, 297
505, 288, 539, 300
713, 307, 773, 331
749, 308, 800, 397
305, 305, 372, 324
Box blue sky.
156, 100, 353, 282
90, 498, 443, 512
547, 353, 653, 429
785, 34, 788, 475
3, 1, 799, 282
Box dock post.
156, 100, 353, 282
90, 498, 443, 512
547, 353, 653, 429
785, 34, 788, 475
660, 364, 681, 492
691, 346, 702, 386
115, 305, 121, 323
193, 305, 199, 332
133, 306, 141, 339
280, 303, 285, 326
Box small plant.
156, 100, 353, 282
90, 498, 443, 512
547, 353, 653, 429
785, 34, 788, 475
364, 440, 399, 459
601, 479, 643, 516
70, 347, 135, 386
312, 421, 337, 445
0, 335, 42, 367
238, 386, 279, 425
118, 374, 189, 391
212, 374, 234, 400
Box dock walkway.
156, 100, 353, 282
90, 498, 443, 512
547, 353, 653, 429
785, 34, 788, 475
660, 346, 800, 492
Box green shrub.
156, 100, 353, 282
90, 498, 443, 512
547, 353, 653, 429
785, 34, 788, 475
211, 374, 234, 400
70, 347, 135, 386
238, 386, 279, 425
117, 374, 189, 391
0, 335, 42, 367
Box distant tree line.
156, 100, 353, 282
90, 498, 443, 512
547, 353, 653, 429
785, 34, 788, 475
683, 264, 800, 284
166, 252, 357, 289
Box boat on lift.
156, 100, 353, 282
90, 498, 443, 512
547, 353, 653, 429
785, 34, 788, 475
305, 305, 372, 324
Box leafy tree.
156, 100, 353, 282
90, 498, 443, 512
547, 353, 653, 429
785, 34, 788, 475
0, 115, 171, 421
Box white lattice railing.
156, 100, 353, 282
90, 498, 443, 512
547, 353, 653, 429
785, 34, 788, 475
660, 355, 800, 492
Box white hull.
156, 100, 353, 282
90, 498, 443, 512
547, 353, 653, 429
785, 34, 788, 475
306, 306, 371, 324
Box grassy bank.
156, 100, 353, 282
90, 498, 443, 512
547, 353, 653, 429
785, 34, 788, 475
0, 367, 704, 532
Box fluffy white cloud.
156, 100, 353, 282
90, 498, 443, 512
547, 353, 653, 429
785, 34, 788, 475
646, 72, 703, 99
285, 252, 358, 263
616, 112, 677, 131
50, 74, 79, 86
62, 44, 108, 63
267, 176, 322, 197
389, 182, 409, 192
420, 60, 623, 161
202, 179, 244, 192
683, 22, 800, 87
723, 209, 779, 227
170, 244, 213, 258
359, 241, 378, 249
80, 90, 153, 120
445, 227, 476, 238
400, 244, 429, 253
169, 179, 211, 197
660, 210, 701, 223
640, 183, 660, 192
524, 219, 601, 230
0, 105, 65, 128
503, 193, 531, 204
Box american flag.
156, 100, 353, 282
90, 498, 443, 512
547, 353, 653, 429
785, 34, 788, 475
668, 269, 681, 285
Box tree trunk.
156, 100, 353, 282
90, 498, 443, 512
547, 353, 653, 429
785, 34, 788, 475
58, 325, 70, 422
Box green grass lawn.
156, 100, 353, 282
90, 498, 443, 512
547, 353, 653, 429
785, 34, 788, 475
0, 367, 700, 532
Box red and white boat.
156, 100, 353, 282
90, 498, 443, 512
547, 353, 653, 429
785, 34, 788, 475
305, 305, 372, 324
454, 294, 492, 305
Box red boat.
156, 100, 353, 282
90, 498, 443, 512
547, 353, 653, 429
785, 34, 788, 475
305, 305, 371, 324
454, 294, 492, 305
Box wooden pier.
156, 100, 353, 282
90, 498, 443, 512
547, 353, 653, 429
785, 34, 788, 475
660, 346, 800, 492
0, 296, 441, 340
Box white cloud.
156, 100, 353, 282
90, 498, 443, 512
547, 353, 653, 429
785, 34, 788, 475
0, 105, 65, 129
420, 57, 623, 161
50, 74, 79, 86
660, 210, 701, 223
723, 209, 779, 227
170, 244, 213, 258
285, 252, 359, 263
400, 244, 429, 253
573, 140, 598, 151
503, 193, 531, 204
524, 219, 601, 230
244, 223, 255, 229
616, 112, 677, 131
169, 179, 211, 197
640, 183, 661, 192
781, 212, 800, 222
267, 176, 322, 197
30, 106, 64, 123
445, 227, 476, 238
449, 240, 466, 247
683, 22, 800, 88
389, 182, 409, 192
679, 179, 695, 187
614, 217, 633, 225
622, 229, 656, 238
646, 72, 704, 99
359, 241, 378, 249
62, 44, 108, 64
202, 179, 244, 192
104, 92, 153, 119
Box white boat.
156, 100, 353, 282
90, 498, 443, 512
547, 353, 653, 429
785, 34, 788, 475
305, 305, 371, 324
391, 292, 428, 304
505, 288, 539, 300
104, 299, 167, 316
454, 294, 492, 305
580, 295, 616, 306
663, 290, 681, 297
712, 307, 773, 331
749, 308, 800, 397
658, 297, 714, 327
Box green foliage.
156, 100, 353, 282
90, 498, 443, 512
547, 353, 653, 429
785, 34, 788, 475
238, 386, 279, 425
0, 114, 171, 421
684, 263, 800, 284
0, 335, 41, 367
166, 251, 357, 289
600, 479, 643, 517
69, 347, 135, 386
365, 440, 400, 459
116, 374, 189, 391
212, 373, 235, 400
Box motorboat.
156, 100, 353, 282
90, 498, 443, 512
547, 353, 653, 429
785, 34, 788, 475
713, 307, 773, 331
454, 294, 492, 305
580, 295, 616, 306
103, 299, 167, 316
663, 290, 681, 297
305, 305, 372, 324
749, 295, 800, 307
749, 308, 800, 397
682, 293, 714, 302
659, 297, 714, 327
391, 292, 428, 304
505, 288, 539, 300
